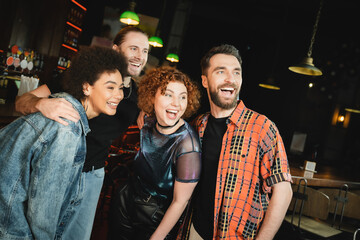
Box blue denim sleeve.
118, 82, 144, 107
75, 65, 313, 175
26, 123, 85, 240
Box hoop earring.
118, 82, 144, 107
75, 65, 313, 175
82, 97, 89, 112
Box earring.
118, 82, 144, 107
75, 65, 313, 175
82, 97, 89, 112
85, 97, 88, 112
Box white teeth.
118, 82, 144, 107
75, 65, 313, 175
167, 110, 178, 113
130, 63, 140, 67
108, 102, 118, 106
221, 88, 234, 91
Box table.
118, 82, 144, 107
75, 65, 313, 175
289, 159, 360, 189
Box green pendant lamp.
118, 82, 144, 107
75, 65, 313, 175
149, 36, 163, 47
120, 2, 139, 26
166, 53, 179, 63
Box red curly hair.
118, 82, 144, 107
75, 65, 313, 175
138, 66, 200, 119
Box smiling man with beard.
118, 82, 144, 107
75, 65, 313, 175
180, 44, 293, 240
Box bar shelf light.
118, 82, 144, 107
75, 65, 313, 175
66, 21, 82, 32
71, 0, 87, 11
62, 44, 78, 52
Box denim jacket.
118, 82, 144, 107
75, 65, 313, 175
0, 92, 90, 240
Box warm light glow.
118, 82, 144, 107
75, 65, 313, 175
338, 115, 345, 122
62, 44, 78, 52
149, 42, 163, 47
167, 57, 179, 62
332, 106, 340, 125
71, 0, 87, 11
120, 18, 139, 25
258, 83, 280, 90
345, 108, 360, 114
149, 41, 163, 47
66, 21, 82, 31
309, 83, 314, 88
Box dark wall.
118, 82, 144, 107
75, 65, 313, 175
1, 0, 68, 56
178, 0, 360, 169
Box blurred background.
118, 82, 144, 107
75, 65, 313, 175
1, 0, 360, 175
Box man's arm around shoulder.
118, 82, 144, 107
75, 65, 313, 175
15, 84, 80, 126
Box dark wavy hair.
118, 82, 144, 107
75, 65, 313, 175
62, 46, 128, 101
113, 26, 148, 47
138, 66, 200, 119
200, 44, 242, 75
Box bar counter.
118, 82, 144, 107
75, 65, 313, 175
289, 158, 360, 189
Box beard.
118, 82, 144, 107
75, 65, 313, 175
209, 84, 239, 110
119, 50, 143, 77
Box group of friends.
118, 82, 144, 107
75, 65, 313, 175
0, 26, 293, 240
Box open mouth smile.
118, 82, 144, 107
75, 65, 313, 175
130, 63, 141, 67
107, 101, 119, 109
220, 87, 235, 97
166, 109, 179, 119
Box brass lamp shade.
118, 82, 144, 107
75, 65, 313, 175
289, 57, 322, 76
259, 77, 280, 90
289, 0, 324, 77
345, 107, 360, 114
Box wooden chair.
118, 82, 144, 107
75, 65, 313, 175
284, 178, 343, 239
319, 187, 360, 221
352, 190, 360, 196
318, 186, 360, 234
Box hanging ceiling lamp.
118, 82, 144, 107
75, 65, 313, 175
120, 1, 139, 25
166, 53, 179, 63
259, 1, 290, 91
345, 107, 360, 114
259, 77, 280, 90
149, 36, 163, 47
289, 0, 324, 76
149, 0, 167, 48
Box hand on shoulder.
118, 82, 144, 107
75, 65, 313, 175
36, 97, 80, 126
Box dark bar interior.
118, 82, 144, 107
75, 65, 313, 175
1, 0, 359, 239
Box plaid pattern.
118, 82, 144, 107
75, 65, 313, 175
178, 101, 291, 240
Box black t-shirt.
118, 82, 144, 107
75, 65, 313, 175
193, 115, 228, 240
46, 75, 140, 172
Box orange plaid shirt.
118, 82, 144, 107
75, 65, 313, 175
188, 101, 291, 239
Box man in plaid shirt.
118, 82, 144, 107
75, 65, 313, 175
187, 44, 293, 240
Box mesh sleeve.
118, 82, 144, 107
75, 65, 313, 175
175, 151, 201, 182
175, 129, 202, 182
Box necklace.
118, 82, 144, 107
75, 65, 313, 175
157, 119, 180, 129
123, 79, 133, 99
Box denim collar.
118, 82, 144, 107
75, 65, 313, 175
50, 92, 90, 135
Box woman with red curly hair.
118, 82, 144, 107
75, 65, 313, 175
108, 66, 201, 240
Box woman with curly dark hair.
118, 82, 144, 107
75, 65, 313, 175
108, 66, 202, 240
0, 46, 126, 239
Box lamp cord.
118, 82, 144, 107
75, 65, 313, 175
307, 0, 324, 57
